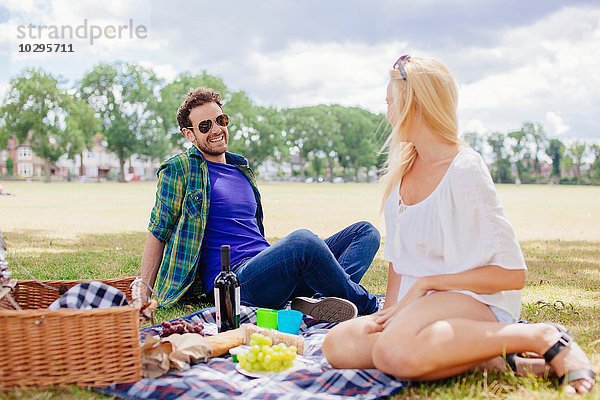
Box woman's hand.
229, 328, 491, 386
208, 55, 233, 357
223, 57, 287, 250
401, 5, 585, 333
373, 277, 431, 328
395, 277, 430, 309
373, 302, 402, 328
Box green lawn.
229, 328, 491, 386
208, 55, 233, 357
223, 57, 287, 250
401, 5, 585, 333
0, 182, 598, 399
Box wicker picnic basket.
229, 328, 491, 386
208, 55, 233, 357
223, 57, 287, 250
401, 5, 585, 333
0, 277, 142, 388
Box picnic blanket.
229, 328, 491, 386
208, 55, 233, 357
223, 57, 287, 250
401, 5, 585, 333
96, 306, 406, 400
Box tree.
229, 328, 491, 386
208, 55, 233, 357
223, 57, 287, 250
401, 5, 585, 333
507, 129, 530, 183
79, 62, 166, 181
5, 157, 13, 176
64, 95, 101, 176
284, 106, 341, 181
568, 141, 587, 185
545, 138, 565, 181
225, 92, 280, 168
236, 105, 286, 169
331, 106, 379, 181
462, 131, 486, 155
487, 131, 512, 183
310, 154, 325, 178
283, 108, 311, 180
0, 68, 69, 181
590, 144, 600, 182
522, 122, 547, 182
158, 72, 229, 149
508, 122, 547, 183
158, 72, 280, 168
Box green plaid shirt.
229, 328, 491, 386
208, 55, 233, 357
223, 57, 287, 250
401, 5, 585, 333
148, 146, 264, 306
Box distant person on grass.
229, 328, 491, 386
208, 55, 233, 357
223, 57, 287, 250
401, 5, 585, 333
323, 56, 595, 394
140, 87, 380, 322
0, 184, 11, 196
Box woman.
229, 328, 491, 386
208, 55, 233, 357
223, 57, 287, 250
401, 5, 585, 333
322, 56, 595, 394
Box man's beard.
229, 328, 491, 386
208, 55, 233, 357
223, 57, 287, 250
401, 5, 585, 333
195, 132, 228, 157
197, 142, 226, 157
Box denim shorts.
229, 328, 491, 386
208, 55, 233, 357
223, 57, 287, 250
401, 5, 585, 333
488, 305, 515, 323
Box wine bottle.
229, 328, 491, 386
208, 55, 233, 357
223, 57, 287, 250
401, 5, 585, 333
213, 245, 240, 332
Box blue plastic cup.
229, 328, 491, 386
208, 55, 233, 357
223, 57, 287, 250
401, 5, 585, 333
277, 309, 303, 335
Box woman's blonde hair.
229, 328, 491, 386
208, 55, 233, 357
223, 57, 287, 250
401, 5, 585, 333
380, 56, 461, 207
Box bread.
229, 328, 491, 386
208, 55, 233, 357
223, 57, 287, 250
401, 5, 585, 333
241, 323, 304, 354
203, 328, 245, 357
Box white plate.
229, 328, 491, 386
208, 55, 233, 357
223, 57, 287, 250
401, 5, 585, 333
229, 345, 251, 356
235, 358, 306, 379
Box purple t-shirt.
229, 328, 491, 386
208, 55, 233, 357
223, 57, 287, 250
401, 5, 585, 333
198, 161, 270, 292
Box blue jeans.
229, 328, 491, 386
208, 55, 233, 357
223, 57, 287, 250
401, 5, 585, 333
234, 221, 380, 315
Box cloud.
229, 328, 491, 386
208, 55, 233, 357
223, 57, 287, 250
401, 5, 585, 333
1, 0, 36, 14
0, 79, 8, 100
453, 5, 600, 139
461, 119, 488, 133
1, 0, 155, 85
138, 60, 177, 82
241, 41, 406, 109
545, 111, 569, 135
1, 0, 599, 141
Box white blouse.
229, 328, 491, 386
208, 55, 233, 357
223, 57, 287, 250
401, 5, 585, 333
383, 147, 527, 320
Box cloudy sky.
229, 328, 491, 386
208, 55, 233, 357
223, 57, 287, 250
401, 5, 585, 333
0, 0, 599, 141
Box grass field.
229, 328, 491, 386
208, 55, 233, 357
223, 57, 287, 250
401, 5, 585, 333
0, 181, 598, 399
0, 181, 599, 241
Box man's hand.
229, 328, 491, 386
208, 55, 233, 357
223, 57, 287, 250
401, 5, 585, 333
140, 232, 164, 304
140, 284, 152, 304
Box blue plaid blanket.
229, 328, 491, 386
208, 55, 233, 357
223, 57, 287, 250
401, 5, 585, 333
96, 306, 406, 399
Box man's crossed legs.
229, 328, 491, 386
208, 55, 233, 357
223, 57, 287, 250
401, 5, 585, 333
235, 221, 380, 320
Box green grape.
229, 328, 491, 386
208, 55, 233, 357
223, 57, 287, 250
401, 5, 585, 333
262, 336, 273, 346
240, 334, 298, 373
272, 351, 283, 362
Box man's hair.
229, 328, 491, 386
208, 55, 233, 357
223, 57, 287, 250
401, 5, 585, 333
176, 87, 223, 130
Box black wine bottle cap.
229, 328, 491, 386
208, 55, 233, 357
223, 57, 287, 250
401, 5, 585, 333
221, 245, 230, 269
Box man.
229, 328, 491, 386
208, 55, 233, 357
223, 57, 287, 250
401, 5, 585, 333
140, 87, 380, 322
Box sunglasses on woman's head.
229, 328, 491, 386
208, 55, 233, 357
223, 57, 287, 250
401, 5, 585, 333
185, 113, 230, 134
392, 55, 411, 80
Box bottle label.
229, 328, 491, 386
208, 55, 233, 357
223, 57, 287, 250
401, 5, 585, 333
214, 287, 221, 329
235, 286, 240, 316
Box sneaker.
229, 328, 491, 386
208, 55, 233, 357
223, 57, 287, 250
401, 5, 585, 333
376, 294, 386, 311
290, 296, 358, 323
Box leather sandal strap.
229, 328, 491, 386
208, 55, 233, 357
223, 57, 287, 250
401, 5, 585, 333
559, 368, 596, 384
543, 331, 573, 363
505, 353, 517, 372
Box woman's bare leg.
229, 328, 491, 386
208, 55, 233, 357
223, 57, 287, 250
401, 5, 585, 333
477, 355, 551, 377
371, 292, 594, 393
323, 314, 381, 369
324, 295, 550, 376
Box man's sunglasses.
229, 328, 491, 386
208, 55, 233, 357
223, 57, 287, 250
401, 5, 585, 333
185, 113, 230, 134
392, 55, 411, 80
